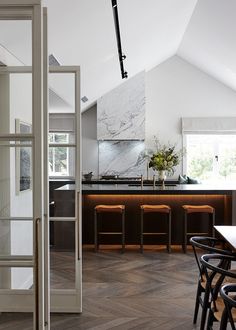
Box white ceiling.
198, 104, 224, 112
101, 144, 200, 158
0, 0, 236, 111
43, 0, 197, 110
178, 0, 236, 92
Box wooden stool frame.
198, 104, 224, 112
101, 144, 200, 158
183, 207, 215, 253
140, 207, 171, 253
94, 207, 125, 253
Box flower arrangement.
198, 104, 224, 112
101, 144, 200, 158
148, 140, 181, 176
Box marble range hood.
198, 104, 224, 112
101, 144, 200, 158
97, 71, 145, 140
97, 71, 146, 177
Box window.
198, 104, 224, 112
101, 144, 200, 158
49, 133, 69, 176
185, 134, 236, 183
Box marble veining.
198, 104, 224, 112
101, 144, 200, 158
97, 71, 145, 140
99, 141, 146, 177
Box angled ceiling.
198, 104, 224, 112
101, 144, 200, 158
178, 0, 236, 92
0, 0, 235, 112
43, 0, 197, 110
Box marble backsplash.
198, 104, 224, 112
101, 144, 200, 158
97, 71, 145, 140
99, 141, 146, 177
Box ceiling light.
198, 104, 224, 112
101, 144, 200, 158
81, 96, 88, 103
111, 0, 128, 79
49, 54, 60, 66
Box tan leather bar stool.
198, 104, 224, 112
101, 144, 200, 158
140, 204, 171, 253
94, 204, 125, 253
182, 204, 215, 253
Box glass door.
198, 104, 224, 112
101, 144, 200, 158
0, 1, 47, 329
46, 67, 82, 312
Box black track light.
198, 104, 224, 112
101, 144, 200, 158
111, 0, 128, 79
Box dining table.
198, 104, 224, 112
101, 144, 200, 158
214, 225, 236, 251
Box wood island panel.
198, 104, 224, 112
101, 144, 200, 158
82, 193, 232, 245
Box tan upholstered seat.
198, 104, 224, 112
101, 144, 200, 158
141, 204, 171, 213
95, 204, 125, 213
182, 205, 214, 214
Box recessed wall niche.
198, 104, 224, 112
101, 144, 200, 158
97, 71, 145, 140
99, 141, 146, 177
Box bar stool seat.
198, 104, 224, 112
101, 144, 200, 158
140, 204, 171, 253
95, 205, 125, 213
141, 204, 171, 213
182, 205, 214, 214
94, 204, 125, 253
182, 204, 215, 253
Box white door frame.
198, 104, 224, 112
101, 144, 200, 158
47, 66, 82, 313
0, 1, 47, 329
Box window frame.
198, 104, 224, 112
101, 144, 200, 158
48, 131, 75, 179
183, 133, 236, 182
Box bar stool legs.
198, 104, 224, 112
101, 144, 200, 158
182, 205, 215, 253
140, 208, 144, 253
94, 205, 125, 253
122, 209, 125, 253
140, 205, 171, 253
94, 209, 98, 252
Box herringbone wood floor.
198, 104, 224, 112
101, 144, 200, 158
0, 246, 223, 329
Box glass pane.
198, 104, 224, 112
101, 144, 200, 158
0, 73, 32, 135
0, 220, 33, 257
50, 221, 75, 289
186, 134, 236, 183
186, 135, 214, 182
0, 143, 33, 218
0, 20, 32, 66
0, 267, 33, 290
49, 73, 75, 114
218, 136, 236, 181
49, 146, 75, 177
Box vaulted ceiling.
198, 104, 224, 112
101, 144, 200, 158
0, 0, 235, 111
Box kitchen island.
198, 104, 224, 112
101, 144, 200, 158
54, 183, 236, 246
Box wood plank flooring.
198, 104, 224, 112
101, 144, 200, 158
0, 245, 222, 329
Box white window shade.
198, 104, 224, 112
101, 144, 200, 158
49, 113, 75, 132
182, 117, 236, 134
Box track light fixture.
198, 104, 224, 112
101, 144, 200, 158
111, 0, 128, 79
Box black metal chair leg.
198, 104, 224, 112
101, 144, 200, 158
193, 281, 202, 324
94, 210, 98, 252
140, 209, 143, 253
122, 209, 125, 253
167, 211, 171, 253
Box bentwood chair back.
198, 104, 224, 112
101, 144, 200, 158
200, 253, 236, 330
190, 236, 233, 329
220, 284, 236, 330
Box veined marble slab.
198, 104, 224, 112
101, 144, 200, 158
97, 71, 145, 140
99, 141, 146, 177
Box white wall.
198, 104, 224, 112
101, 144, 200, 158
82, 105, 98, 177
82, 55, 236, 179
10, 74, 33, 289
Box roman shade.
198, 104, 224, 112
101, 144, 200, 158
49, 113, 75, 132
182, 117, 236, 134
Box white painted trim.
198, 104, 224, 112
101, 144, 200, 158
0, 0, 40, 5
47, 66, 82, 313
43, 6, 50, 330
0, 2, 45, 329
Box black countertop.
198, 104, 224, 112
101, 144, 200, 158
55, 183, 235, 195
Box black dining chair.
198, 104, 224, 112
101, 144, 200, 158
200, 253, 236, 330
220, 284, 236, 330
190, 236, 234, 329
